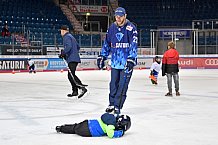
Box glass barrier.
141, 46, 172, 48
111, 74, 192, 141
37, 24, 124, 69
0, 29, 217, 55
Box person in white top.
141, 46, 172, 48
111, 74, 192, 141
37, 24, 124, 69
149, 56, 161, 85
28, 58, 36, 73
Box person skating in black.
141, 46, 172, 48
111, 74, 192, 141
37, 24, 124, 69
59, 25, 87, 98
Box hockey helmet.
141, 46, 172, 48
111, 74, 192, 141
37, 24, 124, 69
154, 56, 161, 63
117, 115, 131, 131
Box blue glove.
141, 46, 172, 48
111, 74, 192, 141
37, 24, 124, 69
125, 59, 135, 73
97, 55, 106, 69
113, 130, 124, 138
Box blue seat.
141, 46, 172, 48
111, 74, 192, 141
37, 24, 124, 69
0, 37, 5, 44
1, 0, 73, 46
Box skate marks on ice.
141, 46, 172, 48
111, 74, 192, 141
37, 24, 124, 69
0, 98, 103, 121
0, 103, 39, 125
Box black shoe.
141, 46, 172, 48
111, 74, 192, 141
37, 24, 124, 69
176, 91, 180, 96
67, 91, 78, 97
105, 106, 114, 113
56, 126, 61, 133
165, 92, 173, 97
78, 87, 87, 98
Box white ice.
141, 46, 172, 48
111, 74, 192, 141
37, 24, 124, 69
0, 69, 218, 145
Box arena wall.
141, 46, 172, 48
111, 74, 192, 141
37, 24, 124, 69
0, 55, 218, 73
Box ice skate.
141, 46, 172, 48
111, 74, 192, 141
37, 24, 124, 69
78, 87, 87, 98
56, 126, 61, 133
114, 108, 121, 118
105, 106, 114, 113
67, 91, 78, 97
149, 75, 157, 84
67, 89, 78, 97
176, 91, 180, 96
165, 92, 173, 97
81, 84, 88, 87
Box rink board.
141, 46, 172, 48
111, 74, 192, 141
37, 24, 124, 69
0, 55, 218, 73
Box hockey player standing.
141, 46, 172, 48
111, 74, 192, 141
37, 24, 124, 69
162, 41, 180, 96
149, 56, 161, 85
59, 25, 87, 98
97, 7, 138, 115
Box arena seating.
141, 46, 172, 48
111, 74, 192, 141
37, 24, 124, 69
0, 0, 72, 45
0, 0, 217, 47
119, 0, 218, 29
0, 0, 104, 46
118, 0, 218, 46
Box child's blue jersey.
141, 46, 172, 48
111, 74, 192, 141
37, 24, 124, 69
101, 20, 138, 69
88, 119, 123, 138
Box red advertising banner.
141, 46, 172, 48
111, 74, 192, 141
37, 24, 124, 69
179, 57, 218, 69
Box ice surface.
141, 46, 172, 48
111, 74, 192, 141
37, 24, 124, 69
0, 69, 218, 145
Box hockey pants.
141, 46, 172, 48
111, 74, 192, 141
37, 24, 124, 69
59, 120, 91, 137
109, 68, 133, 110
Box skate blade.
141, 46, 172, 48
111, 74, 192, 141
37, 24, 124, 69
77, 91, 89, 100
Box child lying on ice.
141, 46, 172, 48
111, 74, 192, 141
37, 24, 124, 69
55, 113, 131, 138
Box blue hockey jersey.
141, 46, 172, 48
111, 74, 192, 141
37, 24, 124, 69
88, 119, 123, 138
101, 20, 138, 69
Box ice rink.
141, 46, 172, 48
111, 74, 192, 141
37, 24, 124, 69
0, 69, 218, 145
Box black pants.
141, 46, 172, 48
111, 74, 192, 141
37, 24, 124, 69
68, 62, 83, 90
59, 120, 91, 137
29, 64, 35, 73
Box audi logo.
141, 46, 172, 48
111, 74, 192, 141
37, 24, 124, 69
205, 59, 218, 65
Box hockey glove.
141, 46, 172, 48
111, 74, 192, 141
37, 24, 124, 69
58, 50, 66, 59
58, 54, 66, 59
125, 59, 135, 73
150, 70, 153, 76
97, 55, 106, 69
